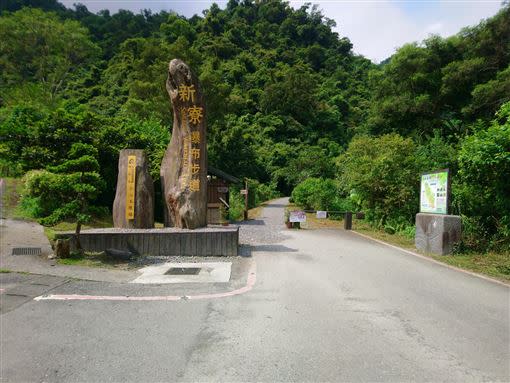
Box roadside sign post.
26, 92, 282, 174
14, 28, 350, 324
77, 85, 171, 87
416, 168, 461, 255
242, 180, 248, 220
289, 210, 306, 229
344, 212, 352, 230
419, 169, 450, 215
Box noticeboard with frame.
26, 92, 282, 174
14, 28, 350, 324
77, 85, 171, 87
419, 168, 451, 215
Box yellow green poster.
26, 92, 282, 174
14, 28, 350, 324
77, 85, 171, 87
420, 170, 449, 214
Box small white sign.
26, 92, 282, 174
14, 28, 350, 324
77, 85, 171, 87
240, 189, 248, 195
316, 211, 327, 219
289, 211, 306, 223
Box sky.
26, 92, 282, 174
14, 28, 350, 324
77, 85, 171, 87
60, 0, 503, 62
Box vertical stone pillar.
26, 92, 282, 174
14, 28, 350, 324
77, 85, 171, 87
161, 59, 208, 229
415, 213, 461, 255
113, 149, 154, 229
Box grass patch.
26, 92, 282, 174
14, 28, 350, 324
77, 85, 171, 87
353, 220, 415, 250
285, 203, 345, 229
44, 216, 113, 242
0, 268, 12, 273
352, 220, 510, 283
430, 252, 510, 282
1, 177, 31, 220
301, 212, 344, 229
57, 251, 134, 269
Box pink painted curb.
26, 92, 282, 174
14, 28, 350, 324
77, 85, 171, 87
351, 230, 509, 288
34, 261, 257, 301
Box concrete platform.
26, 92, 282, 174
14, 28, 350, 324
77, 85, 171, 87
131, 262, 232, 284
54, 226, 239, 256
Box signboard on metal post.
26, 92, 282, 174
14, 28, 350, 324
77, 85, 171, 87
290, 211, 306, 223
420, 169, 450, 214
125, 155, 137, 220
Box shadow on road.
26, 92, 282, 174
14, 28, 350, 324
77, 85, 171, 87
240, 244, 298, 257
264, 203, 287, 208
237, 219, 266, 226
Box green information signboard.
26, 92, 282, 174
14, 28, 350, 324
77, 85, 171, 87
420, 169, 449, 214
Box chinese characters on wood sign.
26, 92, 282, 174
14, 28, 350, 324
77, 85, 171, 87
179, 84, 203, 193
125, 155, 136, 219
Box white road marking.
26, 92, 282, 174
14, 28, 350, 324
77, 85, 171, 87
34, 261, 257, 301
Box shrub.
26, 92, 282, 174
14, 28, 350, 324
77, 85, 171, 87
453, 102, 510, 251
21, 143, 105, 250
291, 178, 340, 211
337, 134, 419, 224
228, 191, 245, 221
246, 179, 279, 208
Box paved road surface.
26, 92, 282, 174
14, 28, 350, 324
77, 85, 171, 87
1, 198, 508, 382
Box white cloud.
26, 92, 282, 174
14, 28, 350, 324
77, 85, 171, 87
300, 0, 502, 62
425, 22, 443, 33
61, 0, 503, 63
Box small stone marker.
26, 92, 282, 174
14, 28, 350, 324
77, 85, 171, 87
54, 239, 70, 258
415, 213, 461, 255
415, 169, 461, 255
113, 149, 154, 229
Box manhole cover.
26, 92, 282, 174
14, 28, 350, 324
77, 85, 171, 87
11, 247, 42, 256
165, 267, 201, 276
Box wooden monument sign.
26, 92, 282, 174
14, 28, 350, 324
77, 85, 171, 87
161, 59, 208, 229
70, 59, 239, 256
112, 149, 154, 229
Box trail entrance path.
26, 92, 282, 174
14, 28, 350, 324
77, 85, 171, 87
1, 198, 509, 382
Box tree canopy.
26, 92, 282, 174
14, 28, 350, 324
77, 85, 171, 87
1, 0, 509, 250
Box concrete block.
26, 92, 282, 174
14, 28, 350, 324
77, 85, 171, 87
415, 213, 461, 255
55, 226, 239, 257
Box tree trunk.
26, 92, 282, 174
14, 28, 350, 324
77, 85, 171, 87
161, 59, 208, 229
75, 221, 82, 252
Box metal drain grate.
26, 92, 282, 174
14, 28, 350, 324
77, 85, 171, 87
11, 247, 42, 256
165, 267, 201, 276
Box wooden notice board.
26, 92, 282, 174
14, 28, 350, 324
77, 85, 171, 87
125, 155, 136, 220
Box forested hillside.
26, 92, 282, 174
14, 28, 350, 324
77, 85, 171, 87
1, 0, 509, 251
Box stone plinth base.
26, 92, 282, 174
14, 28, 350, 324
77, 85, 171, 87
55, 226, 239, 257
415, 213, 461, 255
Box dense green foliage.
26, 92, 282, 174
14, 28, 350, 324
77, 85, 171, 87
23, 143, 105, 248
0, 1, 509, 251
453, 102, 510, 250
292, 178, 346, 212
337, 134, 419, 224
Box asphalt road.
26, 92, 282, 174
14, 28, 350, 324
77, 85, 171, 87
1, 198, 509, 382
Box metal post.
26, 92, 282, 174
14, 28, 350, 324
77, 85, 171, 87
344, 212, 352, 230
243, 179, 248, 220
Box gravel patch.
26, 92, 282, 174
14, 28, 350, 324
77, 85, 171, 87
235, 197, 290, 245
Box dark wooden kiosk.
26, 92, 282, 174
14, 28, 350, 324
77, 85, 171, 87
207, 166, 241, 224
